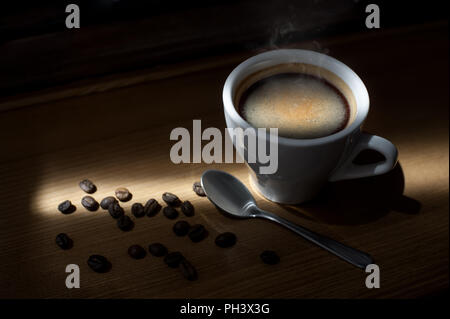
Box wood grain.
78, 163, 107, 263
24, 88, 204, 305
0, 24, 448, 298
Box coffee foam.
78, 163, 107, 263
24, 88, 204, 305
235, 63, 356, 139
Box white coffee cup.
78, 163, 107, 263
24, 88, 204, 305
223, 49, 398, 204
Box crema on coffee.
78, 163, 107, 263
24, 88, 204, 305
236, 64, 353, 139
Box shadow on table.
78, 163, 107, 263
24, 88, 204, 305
280, 161, 422, 225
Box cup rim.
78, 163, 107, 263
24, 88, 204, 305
223, 49, 370, 146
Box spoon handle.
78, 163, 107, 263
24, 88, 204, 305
256, 209, 373, 269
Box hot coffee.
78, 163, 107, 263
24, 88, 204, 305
224, 51, 397, 204
237, 65, 352, 139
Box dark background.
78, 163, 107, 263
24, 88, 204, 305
0, 0, 447, 98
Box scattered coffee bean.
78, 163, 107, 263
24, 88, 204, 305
180, 201, 195, 217
188, 224, 208, 243
173, 220, 190, 236
128, 245, 146, 259
260, 250, 280, 265
55, 233, 73, 250
117, 215, 134, 231
87, 255, 111, 273
148, 243, 168, 257
79, 179, 96, 194
115, 187, 132, 202
58, 200, 76, 214
58, 200, 71, 213
108, 202, 124, 219
163, 206, 179, 219
164, 252, 184, 268
100, 196, 118, 210
193, 182, 206, 197
145, 199, 161, 217
131, 203, 145, 218
81, 196, 99, 211
180, 259, 198, 281
162, 192, 181, 206
215, 232, 237, 248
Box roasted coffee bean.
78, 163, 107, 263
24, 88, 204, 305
215, 232, 237, 248
115, 187, 132, 202
148, 243, 168, 257
180, 259, 198, 281
260, 250, 280, 265
193, 182, 206, 197
180, 201, 194, 217
55, 233, 73, 250
87, 255, 111, 273
164, 252, 184, 268
81, 196, 99, 211
58, 200, 75, 214
79, 179, 96, 194
117, 215, 134, 231
100, 196, 117, 210
173, 220, 190, 236
163, 206, 179, 219
162, 192, 181, 206
108, 202, 124, 219
145, 199, 161, 217
131, 203, 145, 218
188, 224, 207, 243
128, 245, 146, 259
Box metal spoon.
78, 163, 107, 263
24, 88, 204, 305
201, 169, 373, 269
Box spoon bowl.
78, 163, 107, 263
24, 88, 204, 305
201, 169, 257, 218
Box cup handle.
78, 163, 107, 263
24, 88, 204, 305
329, 132, 398, 182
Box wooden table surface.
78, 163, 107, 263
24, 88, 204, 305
0, 23, 448, 299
